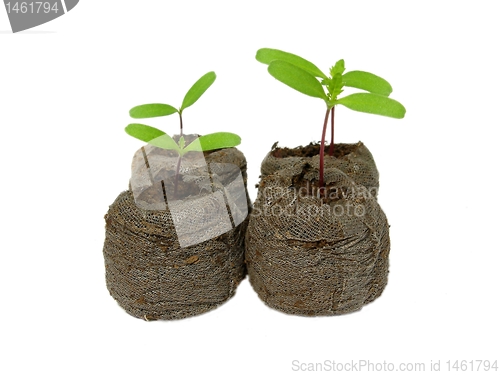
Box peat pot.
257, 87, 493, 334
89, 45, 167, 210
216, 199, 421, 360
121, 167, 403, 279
245, 142, 390, 316
104, 140, 251, 320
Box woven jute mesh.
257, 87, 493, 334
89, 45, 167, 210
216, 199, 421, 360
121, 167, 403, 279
103, 147, 251, 320
245, 142, 390, 316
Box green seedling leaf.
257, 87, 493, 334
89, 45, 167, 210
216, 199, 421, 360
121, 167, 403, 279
256, 48, 327, 79
268, 60, 327, 101
149, 134, 182, 151
125, 123, 180, 151
184, 132, 241, 153
180, 71, 216, 112
336, 93, 406, 118
125, 123, 165, 141
129, 103, 178, 119
327, 72, 344, 101
342, 71, 393, 96
330, 59, 345, 76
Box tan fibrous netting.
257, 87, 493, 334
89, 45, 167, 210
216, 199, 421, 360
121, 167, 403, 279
245, 142, 390, 316
103, 147, 251, 320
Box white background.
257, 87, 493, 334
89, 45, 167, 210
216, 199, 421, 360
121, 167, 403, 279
1, 1, 499, 374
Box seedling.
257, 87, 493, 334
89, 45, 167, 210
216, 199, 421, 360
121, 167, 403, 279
125, 71, 241, 196
125, 71, 240, 154
256, 48, 406, 188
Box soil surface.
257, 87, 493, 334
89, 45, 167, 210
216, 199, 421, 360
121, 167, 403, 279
290, 164, 351, 204
271, 142, 360, 203
271, 142, 358, 159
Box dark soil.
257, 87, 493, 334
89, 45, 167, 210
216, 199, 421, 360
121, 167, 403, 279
291, 171, 352, 204
271, 142, 360, 203
271, 142, 358, 159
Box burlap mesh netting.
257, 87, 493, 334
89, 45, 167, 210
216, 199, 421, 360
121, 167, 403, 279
245, 142, 390, 316
103, 147, 251, 320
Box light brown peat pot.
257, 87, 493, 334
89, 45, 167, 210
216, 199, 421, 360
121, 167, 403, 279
245, 142, 390, 316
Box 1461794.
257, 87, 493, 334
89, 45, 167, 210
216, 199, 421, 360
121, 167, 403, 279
5, 2, 59, 14
446, 360, 498, 372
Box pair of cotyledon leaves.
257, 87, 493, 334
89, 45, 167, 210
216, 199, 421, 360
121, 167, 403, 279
256, 48, 406, 119
125, 72, 241, 154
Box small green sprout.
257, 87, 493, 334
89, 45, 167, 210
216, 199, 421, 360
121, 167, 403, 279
125, 71, 241, 154
256, 48, 406, 188
124, 72, 241, 198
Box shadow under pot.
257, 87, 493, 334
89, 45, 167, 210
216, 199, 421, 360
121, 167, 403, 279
103, 142, 251, 320
245, 142, 390, 316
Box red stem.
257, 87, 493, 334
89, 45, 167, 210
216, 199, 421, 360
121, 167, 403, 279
329, 106, 335, 156
319, 108, 331, 188
179, 112, 184, 136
